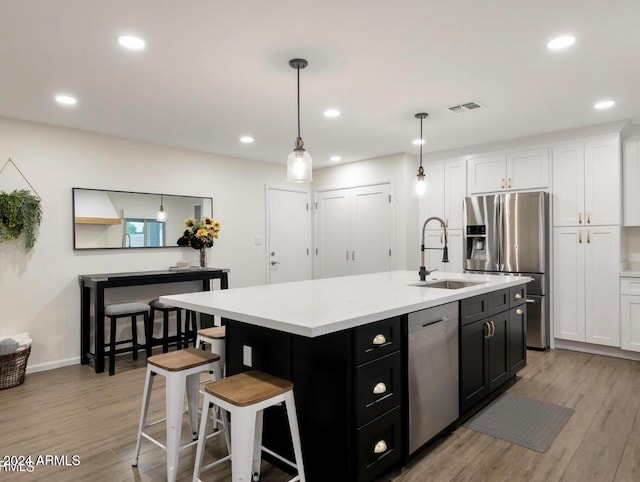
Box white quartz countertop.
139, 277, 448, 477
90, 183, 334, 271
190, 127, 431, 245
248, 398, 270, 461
160, 270, 531, 337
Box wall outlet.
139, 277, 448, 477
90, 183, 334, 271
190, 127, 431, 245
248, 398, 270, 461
243, 344, 252, 367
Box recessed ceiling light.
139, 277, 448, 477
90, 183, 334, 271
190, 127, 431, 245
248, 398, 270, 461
412, 139, 425, 146
330, 156, 342, 162
547, 35, 576, 50
117, 35, 146, 50
324, 109, 340, 118
240, 136, 254, 144
594, 100, 615, 110
55, 94, 77, 105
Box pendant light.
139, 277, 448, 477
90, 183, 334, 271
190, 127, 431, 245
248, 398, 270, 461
287, 58, 312, 182
412, 113, 429, 198
156, 195, 167, 222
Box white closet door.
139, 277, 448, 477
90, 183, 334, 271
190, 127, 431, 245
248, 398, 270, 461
316, 189, 351, 278
350, 184, 391, 275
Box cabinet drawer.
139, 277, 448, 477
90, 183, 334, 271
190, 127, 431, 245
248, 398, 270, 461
460, 294, 487, 326
355, 351, 401, 426
487, 289, 509, 316
356, 407, 402, 482
354, 316, 401, 365
509, 285, 527, 307
621, 277, 640, 295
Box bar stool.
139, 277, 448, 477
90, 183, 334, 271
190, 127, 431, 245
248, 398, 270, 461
104, 302, 150, 376
193, 370, 305, 482
195, 326, 226, 376
149, 298, 184, 352
133, 348, 223, 482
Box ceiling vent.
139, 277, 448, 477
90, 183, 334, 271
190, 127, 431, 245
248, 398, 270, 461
447, 101, 486, 114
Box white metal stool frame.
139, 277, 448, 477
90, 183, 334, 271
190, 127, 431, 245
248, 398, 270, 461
195, 326, 226, 377
132, 351, 223, 482
193, 377, 306, 482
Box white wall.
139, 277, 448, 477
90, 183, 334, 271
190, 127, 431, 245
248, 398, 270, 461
0, 116, 305, 371
312, 153, 419, 274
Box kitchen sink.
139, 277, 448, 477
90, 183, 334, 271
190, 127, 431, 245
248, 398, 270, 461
408, 280, 485, 289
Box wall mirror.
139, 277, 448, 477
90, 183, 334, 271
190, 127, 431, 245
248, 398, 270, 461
72, 188, 213, 250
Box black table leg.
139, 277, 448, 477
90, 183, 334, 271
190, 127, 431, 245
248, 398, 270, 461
81, 284, 90, 364
95, 287, 105, 373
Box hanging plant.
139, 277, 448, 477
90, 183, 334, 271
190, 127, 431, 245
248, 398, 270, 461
0, 189, 42, 252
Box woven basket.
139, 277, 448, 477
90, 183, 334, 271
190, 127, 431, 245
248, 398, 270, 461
0, 346, 31, 390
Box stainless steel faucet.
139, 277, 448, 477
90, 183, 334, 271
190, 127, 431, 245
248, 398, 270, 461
419, 216, 449, 281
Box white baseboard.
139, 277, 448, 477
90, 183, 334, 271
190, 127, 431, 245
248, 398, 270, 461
554, 339, 640, 361
26, 357, 80, 374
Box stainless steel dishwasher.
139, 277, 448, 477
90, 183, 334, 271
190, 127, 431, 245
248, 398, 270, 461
408, 301, 459, 454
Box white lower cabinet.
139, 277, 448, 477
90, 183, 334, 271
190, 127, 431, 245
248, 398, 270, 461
553, 226, 620, 347
424, 230, 463, 274
621, 277, 640, 352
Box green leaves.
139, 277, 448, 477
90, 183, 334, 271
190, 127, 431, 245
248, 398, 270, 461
0, 189, 42, 251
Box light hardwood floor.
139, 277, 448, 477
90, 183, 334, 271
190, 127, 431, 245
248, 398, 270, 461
1, 349, 638, 481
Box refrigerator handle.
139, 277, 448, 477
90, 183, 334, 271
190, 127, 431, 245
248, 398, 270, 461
497, 196, 504, 271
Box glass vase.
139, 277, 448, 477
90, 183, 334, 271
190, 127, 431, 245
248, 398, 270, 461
199, 247, 206, 269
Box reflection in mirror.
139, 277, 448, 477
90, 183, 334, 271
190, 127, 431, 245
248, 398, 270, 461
72, 188, 213, 250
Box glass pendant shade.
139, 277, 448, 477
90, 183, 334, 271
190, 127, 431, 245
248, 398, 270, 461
412, 172, 427, 198
287, 148, 313, 182
156, 196, 167, 222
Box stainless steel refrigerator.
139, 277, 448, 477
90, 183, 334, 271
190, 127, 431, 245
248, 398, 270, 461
463, 191, 549, 349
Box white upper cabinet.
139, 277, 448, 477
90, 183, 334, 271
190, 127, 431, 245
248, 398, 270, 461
467, 147, 550, 195
418, 159, 466, 230
623, 137, 640, 226
552, 137, 620, 226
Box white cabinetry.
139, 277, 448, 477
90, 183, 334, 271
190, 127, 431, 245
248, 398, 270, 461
553, 226, 620, 347
623, 137, 640, 226
552, 137, 621, 227
621, 277, 640, 352
466, 148, 549, 195
316, 184, 392, 279
424, 230, 463, 273
418, 159, 466, 273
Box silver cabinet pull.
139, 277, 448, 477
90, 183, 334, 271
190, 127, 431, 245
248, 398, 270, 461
578, 229, 582, 243
514, 293, 522, 300
373, 382, 387, 394
484, 322, 491, 339
346, 250, 349, 261
587, 229, 591, 244
490, 320, 495, 337
501, 178, 505, 189
373, 440, 388, 454
352, 250, 355, 261
578, 212, 583, 224
372, 334, 386, 345
587, 212, 591, 224
515, 308, 524, 315
507, 177, 512, 189
526, 299, 535, 303
270, 260, 280, 265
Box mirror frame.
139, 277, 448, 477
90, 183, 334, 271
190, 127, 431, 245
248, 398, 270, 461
72, 187, 213, 250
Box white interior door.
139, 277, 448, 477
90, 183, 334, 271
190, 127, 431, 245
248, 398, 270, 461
316, 189, 351, 278
267, 187, 310, 284
350, 184, 392, 275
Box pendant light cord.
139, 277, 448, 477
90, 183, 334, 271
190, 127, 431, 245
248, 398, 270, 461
419, 117, 423, 168
297, 67, 301, 139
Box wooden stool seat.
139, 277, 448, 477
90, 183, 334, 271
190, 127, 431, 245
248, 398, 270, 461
196, 326, 226, 339
147, 348, 220, 372
104, 302, 150, 376
204, 370, 293, 407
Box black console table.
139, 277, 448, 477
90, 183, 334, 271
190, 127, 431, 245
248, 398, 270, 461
79, 268, 229, 373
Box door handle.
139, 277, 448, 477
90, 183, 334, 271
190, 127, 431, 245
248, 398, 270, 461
372, 334, 387, 345
587, 229, 591, 244
578, 212, 583, 224
514, 293, 522, 300
346, 250, 349, 261
490, 320, 495, 337
373, 440, 388, 454
500, 178, 505, 189
352, 250, 355, 261
515, 308, 524, 315
578, 229, 582, 244
507, 177, 512, 189
526, 299, 535, 303
270, 260, 280, 266
587, 212, 591, 224
484, 322, 491, 339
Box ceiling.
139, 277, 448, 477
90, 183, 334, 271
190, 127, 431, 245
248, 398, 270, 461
1, 0, 639, 169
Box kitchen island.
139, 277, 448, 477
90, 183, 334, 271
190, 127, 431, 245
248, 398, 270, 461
161, 270, 530, 481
